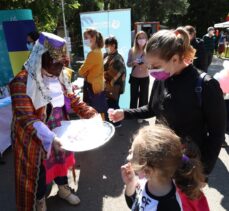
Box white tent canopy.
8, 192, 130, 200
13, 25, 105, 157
214, 21, 229, 28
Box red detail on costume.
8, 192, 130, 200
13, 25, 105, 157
44, 153, 75, 184
178, 189, 210, 211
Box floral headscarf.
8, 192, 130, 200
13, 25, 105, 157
24, 32, 72, 110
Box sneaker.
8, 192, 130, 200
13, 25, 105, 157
36, 197, 47, 211
58, 185, 80, 205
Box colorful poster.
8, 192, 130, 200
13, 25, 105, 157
3, 20, 36, 76
80, 9, 131, 108
0, 9, 33, 87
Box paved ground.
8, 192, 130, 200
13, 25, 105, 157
0, 56, 229, 211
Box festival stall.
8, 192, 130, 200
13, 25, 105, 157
214, 21, 229, 28
214, 21, 229, 58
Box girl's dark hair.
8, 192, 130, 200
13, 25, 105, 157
84, 28, 104, 48
145, 27, 196, 62
27, 31, 40, 42
130, 124, 205, 200
105, 36, 118, 49
174, 140, 205, 199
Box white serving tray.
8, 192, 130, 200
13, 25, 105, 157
52, 117, 115, 152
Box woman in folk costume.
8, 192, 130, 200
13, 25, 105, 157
10, 32, 97, 211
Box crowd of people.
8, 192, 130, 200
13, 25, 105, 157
9, 24, 227, 211
109, 26, 226, 210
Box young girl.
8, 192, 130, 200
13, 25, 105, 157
121, 124, 210, 211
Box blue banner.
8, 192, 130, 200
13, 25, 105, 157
3, 20, 36, 52
0, 9, 33, 87
80, 9, 131, 108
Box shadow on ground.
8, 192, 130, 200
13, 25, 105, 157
47, 120, 148, 211
0, 147, 16, 210
207, 146, 229, 211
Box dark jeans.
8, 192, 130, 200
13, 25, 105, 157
129, 76, 149, 108
204, 51, 213, 72
36, 163, 68, 200
83, 81, 107, 113
225, 100, 229, 132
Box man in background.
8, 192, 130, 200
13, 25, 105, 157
203, 26, 215, 72
185, 25, 206, 72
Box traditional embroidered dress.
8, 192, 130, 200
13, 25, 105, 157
10, 32, 96, 211
44, 107, 74, 184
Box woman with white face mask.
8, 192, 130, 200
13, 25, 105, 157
108, 27, 226, 179
103, 36, 126, 128
127, 31, 149, 115
10, 32, 97, 211
78, 28, 107, 119
26, 31, 39, 51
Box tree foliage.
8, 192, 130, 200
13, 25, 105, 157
181, 0, 229, 36
0, 0, 228, 55
0, 0, 81, 32
103, 0, 189, 26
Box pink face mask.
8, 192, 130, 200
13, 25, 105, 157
137, 38, 147, 46
149, 69, 170, 80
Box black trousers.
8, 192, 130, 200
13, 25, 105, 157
129, 76, 149, 108
225, 100, 229, 131
36, 163, 68, 200
204, 51, 213, 72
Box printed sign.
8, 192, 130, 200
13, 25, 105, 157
80, 9, 131, 108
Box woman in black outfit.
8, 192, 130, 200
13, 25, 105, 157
109, 27, 226, 176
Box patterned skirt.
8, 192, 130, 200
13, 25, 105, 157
43, 106, 75, 184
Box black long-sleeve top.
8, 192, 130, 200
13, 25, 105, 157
191, 38, 206, 71
124, 65, 226, 174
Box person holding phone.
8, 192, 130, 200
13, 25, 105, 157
127, 31, 149, 117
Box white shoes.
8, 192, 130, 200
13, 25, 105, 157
58, 185, 80, 205
36, 197, 47, 211
36, 185, 80, 210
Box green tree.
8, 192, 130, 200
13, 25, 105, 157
102, 0, 189, 27
0, 0, 82, 32
9, 1, 229, 58
181, 0, 229, 36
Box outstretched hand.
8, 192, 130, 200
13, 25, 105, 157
108, 108, 124, 123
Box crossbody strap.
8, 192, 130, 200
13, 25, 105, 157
195, 72, 207, 107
